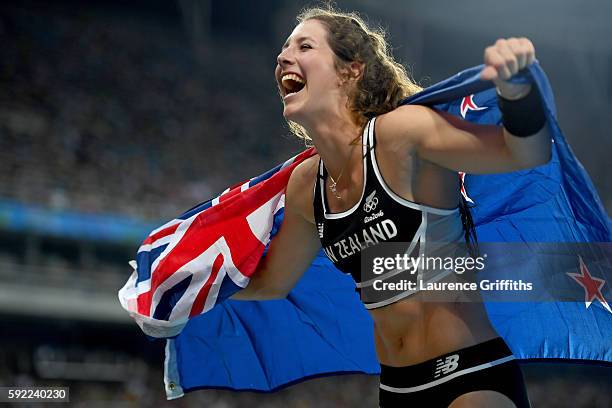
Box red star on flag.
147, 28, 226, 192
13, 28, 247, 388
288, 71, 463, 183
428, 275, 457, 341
458, 172, 474, 204
566, 256, 612, 314
460, 94, 487, 118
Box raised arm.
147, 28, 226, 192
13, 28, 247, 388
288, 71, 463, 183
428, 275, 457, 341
378, 37, 551, 174
231, 157, 321, 300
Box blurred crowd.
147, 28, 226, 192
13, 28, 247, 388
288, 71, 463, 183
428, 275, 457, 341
0, 342, 609, 408
1, 2, 610, 222
0, 2, 610, 407
0, 2, 300, 220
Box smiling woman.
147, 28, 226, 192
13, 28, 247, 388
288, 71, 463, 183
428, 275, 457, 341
231, 4, 552, 407
276, 8, 422, 145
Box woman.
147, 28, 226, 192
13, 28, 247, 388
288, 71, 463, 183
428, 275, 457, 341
233, 6, 550, 408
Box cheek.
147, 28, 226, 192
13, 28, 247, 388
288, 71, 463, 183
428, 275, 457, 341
319, 63, 343, 88
309, 65, 341, 90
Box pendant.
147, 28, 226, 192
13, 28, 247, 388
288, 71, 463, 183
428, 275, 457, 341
329, 182, 341, 199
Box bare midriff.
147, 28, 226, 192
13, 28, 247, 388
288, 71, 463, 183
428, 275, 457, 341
369, 296, 498, 367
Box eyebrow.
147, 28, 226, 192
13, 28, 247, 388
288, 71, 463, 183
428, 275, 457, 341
282, 35, 316, 49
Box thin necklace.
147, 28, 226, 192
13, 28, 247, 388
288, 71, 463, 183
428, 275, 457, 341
328, 138, 360, 200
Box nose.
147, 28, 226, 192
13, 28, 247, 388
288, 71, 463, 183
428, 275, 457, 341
276, 47, 294, 68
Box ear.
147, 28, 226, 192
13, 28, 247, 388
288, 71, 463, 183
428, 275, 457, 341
338, 61, 364, 86
348, 61, 364, 82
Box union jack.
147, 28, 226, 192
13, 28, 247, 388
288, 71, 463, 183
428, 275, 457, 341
118, 148, 316, 338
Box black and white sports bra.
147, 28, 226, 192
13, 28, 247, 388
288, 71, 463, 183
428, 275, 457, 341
313, 117, 467, 309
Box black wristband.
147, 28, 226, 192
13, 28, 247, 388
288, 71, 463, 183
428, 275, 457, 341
497, 85, 546, 137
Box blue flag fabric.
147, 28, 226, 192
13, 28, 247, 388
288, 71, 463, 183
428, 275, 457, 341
414, 64, 612, 362
163, 63, 611, 399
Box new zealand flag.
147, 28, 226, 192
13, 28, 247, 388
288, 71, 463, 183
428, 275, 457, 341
119, 63, 611, 399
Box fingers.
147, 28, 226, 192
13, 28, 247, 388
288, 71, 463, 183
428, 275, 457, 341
508, 39, 526, 69
482, 37, 536, 82
522, 38, 536, 66
508, 37, 535, 68
485, 43, 513, 80
479, 65, 498, 81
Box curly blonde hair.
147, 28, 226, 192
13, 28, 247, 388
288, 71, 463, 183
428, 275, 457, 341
287, 5, 422, 144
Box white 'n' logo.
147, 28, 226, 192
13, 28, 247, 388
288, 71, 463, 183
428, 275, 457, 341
434, 354, 459, 378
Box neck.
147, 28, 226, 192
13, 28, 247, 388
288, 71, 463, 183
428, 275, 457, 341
301, 110, 364, 179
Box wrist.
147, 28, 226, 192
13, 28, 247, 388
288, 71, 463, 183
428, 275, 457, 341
496, 82, 532, 100
497, 85, 546, 137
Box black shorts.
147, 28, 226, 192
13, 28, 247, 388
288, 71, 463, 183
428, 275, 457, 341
379, 338, 531, 407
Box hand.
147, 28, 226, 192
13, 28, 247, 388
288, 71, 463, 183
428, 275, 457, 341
480, 37, 536, 99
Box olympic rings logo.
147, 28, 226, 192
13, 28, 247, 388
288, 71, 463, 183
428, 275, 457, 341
363, 196, 378, 213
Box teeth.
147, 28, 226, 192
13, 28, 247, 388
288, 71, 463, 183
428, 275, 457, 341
281, 73, 305, 84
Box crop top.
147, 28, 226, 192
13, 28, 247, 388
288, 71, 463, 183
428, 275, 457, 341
313, 117, 467, 309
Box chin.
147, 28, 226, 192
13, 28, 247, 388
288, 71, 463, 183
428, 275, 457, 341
281, 91, 310, 122
282, 104, 304, 123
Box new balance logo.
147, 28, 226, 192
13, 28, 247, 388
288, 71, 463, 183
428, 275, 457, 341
363, 190, 378, 213
434, 354, 459, 378
317, 223, 324, 238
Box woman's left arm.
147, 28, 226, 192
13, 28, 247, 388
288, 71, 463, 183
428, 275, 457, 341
380, 37, 552, 174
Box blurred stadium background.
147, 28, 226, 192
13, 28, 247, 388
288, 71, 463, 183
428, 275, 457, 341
0, 0, 610, 406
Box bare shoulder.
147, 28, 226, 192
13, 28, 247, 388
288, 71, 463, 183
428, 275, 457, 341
286, 153, 319, 224
375, 104, 437, 151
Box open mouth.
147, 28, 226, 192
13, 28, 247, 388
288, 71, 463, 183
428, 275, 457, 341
281, 73, 306, 98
